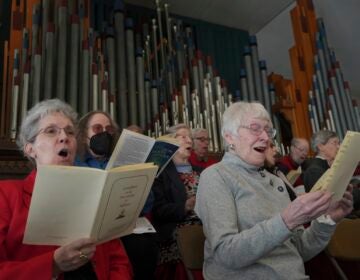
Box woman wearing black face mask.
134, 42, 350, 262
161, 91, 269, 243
75, 111, 118, 168
75, 111, 159, 280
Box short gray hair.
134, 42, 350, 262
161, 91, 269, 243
17, 99, 77, 154
311, 130, 338, 154
221, 101, 271, 145
166, 123, 191, 137
192, 128, 208, 138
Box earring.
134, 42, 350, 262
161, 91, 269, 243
229, 143, 235, 150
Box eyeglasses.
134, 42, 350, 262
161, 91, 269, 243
326, 139, 340, 146
34, 125, 76, 139
194, 137, 210, 142
239, 123, 276, 138
89, 123, 115, 135
293, 145, 308, 153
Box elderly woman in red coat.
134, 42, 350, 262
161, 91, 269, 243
0, 99, 132, 280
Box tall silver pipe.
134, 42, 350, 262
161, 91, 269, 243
239, 69, 249, 101
80, 39, 90, 116
312, 75, 324, 126
329, 69, 347, 132
151, 19, 159, 81
32, 50, 42, 105
43, 23, 55, 99
125, 18, 138, 124
316, 40, 329, 91
259, 61, 271, 114
114, 0, 128, 128
197, 51, 205, 110
328, 89, 343, 139
344, 82, 359, 131
317, 19, 332, 72
10, 76, 20, 139
101, 79, 109, 113
92, 63, 99, 110
105, 28, 117, 119
145, 74, 152, 128
333, 62, 354, 130
56, 2, 67, 100
151, 81, 159, 122
21, 63, 30, 121
155, 1, 166, 72
69, 14, 80, 109
136, 48, 146, 128
164, 3, 172, 56
243, 46, 256, 101
314, 56, 327, 116
191, 58, 200, 97
249, 36, 263, 103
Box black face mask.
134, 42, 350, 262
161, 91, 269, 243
89, 132, 113, 157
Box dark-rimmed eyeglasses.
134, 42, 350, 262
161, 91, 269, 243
293, 145, 308, 153
239, 123, 276, 138
89, 123, 115, 135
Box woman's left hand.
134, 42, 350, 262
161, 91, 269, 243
327, 184, 354, 223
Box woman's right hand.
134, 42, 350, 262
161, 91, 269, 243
53, 238, 96, 276
281, 191, 333, 230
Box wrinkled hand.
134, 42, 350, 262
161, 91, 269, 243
281, 191, 332, 230
327, 185, 354, 223
185, 195, 196, 212
53, 238, 96, 276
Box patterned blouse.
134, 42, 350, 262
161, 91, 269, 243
158, 167, 202, 264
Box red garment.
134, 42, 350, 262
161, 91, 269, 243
189, 151, 217, 171
354, 163, 360, 176
155, 261, 203, 280
277, 155, 304, 187
0, 170, 132, 280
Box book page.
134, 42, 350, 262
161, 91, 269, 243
23, 165, 106, 246
146, 140, 179, 176
132, 217, 156, 234
94, 164, 158, 242
311, 131, 360, 201
106, 129, 155, 170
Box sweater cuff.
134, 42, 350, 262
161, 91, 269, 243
271, 213, 293, 241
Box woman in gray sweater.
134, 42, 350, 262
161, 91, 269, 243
195, 102, 353, 280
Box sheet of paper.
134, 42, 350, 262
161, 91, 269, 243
106, 129, 155, 170
23, 165, 105, 245
311, 131, 360, 201
132, 217, 156, 234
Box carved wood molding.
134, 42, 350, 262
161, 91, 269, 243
0, 139, 32, 179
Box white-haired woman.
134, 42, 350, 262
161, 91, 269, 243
195, 101, 353, 280
152, 123, 202, 279
0, 99, 132, 279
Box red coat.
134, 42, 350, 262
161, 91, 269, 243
0, 170, 132, 280
189, 151, 217, 172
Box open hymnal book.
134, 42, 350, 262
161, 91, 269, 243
311, 131, 360, 201
106, 129, 179, 176
23, 163, 158, 246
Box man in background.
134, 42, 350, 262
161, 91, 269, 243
277, 137, 309, 193
189, 128, 217, 172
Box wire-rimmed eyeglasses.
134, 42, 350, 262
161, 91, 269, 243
239, 123, 276, 138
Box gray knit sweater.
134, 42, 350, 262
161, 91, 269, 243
195, 152, 336, 280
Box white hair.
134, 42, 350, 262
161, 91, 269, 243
221, 101, 271, 145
